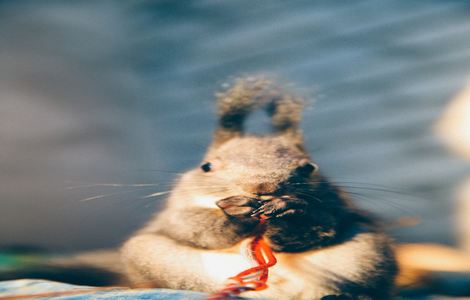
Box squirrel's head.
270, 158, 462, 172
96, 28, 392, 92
199, 135, 319, 197
179, 76, 323, 205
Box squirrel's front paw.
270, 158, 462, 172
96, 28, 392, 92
216, 196, 260, 217
251, 196, 307, 219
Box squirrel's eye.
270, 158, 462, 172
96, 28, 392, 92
296, 160, 317, 176
201, 162, 212, 172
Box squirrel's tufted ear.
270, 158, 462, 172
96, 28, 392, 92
212, 76, 268, 147
212, 75, 305, 148
265, 88, 304, 147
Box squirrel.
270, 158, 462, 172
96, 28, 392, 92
121, 76, 398, 299
5, 76, 470, 298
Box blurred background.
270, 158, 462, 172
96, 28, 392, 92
1, 0, 470, 253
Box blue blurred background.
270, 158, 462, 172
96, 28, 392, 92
1, 0, 470, 252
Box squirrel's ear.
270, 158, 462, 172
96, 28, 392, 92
266, 92, 305, 147
211, 75, 306, 148
212, 77, 268, 147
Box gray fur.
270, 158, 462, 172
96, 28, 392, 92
121, 76, 397, 299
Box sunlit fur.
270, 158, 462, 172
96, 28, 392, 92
121, 76, 397, 299
436, 82, 470, 159
437, 84, 470, 252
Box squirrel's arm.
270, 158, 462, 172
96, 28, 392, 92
121, 233, 219, 290
141, 207, 257, 250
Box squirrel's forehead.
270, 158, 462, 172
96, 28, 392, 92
226, 157, 295, 173
213, 138, 306, 162
221, 136, 297, 149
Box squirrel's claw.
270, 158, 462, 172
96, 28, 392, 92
251, 196, 306, 219
216, 196, 260, 217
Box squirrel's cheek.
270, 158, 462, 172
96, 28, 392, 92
191, 195, 220, 208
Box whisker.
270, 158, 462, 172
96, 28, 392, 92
66, 183, 162, 189
132, 169, 187, 174
143, 191, 172, 198
67, 180, 232, 193
80, 192, 124, 202
293, 180, 415, 193
345, 191, 417, 214
288, 183, 419, 214
77, 186, 162, 202
292, 190, 323, 203
182, 186, 233, 191
338, 186, 427, 202
291, 181, 428, 202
